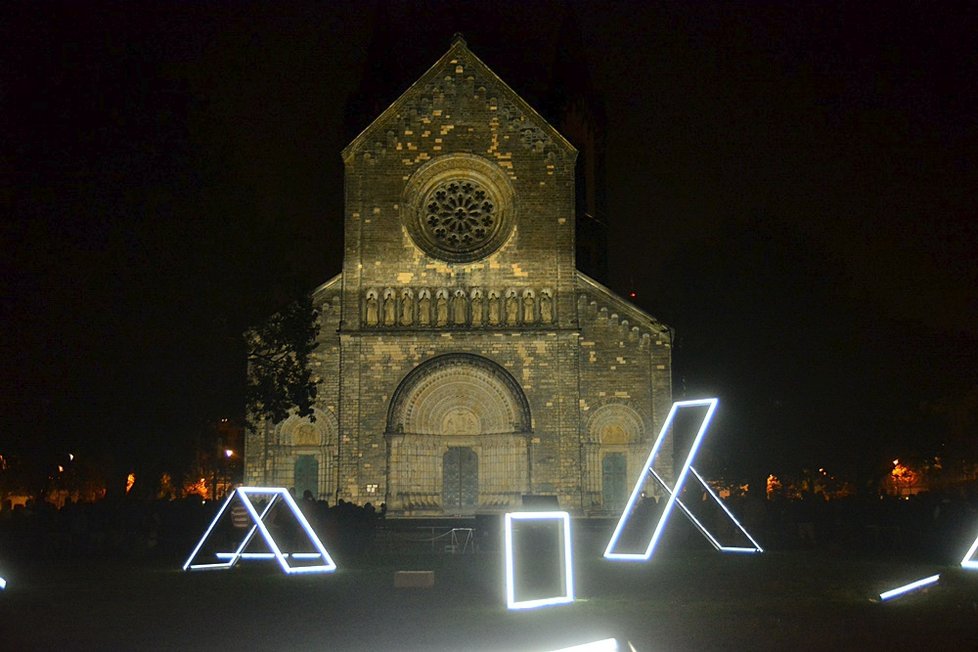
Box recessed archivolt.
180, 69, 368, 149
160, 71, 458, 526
588, 403, 646, 445
388, 354, 531, 435
276, 408, 337, 447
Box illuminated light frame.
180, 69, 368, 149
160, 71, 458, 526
504, 511, 574, 610
183, 487, 337, 574
960, 532, 978, 569
604, 398, 762, 561
0, 576, 5, 590
546, 638, 622, 652
878, 574, 940, 602
648, 467, 764, 554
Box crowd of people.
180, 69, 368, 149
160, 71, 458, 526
1, 486, 977, 564
0, 490, 385, 563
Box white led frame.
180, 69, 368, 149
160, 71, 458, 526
878, 574, 940, 601
0, 576, 5, 590
960, 532, 978, 569
183, 487, 337, 574
546, 639, 622, 652
604, 398, 762, 561
504, 511, 574, 609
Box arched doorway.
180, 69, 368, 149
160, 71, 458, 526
294, 455, 319, 500
601, 452, 627, 510
386, 353, 532, 514
443, 447, 478, 509
587, 403, 649, 512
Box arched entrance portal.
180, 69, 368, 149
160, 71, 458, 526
386, 353, 532, 514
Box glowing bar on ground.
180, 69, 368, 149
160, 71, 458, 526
504, 511, 574, 609
0, 576, 6, 590
183, 487, 336, 574
878, 574, 940, 601
604, 399, 718, 560
546, 638, 621, 652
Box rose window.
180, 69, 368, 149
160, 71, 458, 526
422, 180, 496, 253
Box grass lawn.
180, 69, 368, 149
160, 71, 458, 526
3, 541, 978, 650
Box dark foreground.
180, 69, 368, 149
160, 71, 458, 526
3, 544, 978, 651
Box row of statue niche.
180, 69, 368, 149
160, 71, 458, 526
364, 288, 553, 327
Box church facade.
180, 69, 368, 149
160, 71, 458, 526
244, 39, 673, 516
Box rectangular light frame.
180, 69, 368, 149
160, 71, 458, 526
504, 511, 574, 609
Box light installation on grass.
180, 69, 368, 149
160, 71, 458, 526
878, 574, 940, 601
183, 487, 336, 574
960, 532, 978, 569
546, 638, 627, 652
604, 398, 763, 561
504, 511, 574, 609
0, 576, 5, 590
546, 638, 638, 652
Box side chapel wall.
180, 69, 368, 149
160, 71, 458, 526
576, 276, 673, 512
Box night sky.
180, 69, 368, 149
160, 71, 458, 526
3, 2, 976, 488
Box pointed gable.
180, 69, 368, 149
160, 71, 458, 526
342, 36, 575, 165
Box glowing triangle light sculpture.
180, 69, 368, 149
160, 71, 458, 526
604, 398, 763, 561
183, 487, 337, 574
961, 531, 978, 570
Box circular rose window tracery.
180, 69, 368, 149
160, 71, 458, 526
423, 179, 496, 252
403, 154, 515, 263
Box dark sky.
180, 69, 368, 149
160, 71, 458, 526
3, 1, 976, 484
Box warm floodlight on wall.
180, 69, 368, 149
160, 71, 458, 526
604, 398, 763, 561
183, 487, 336, 574
504, 511, 574, 609
878, 574, 940, 602
960, 532, 978, 569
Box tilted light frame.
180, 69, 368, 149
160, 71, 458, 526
0, 576, 5, 590
504, 511, 574, 609
183, 487, 336, 574
604, 398, 762, 561
604, 398, 715, 560
960, 532, 978, 569
878, 574, 940, 601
